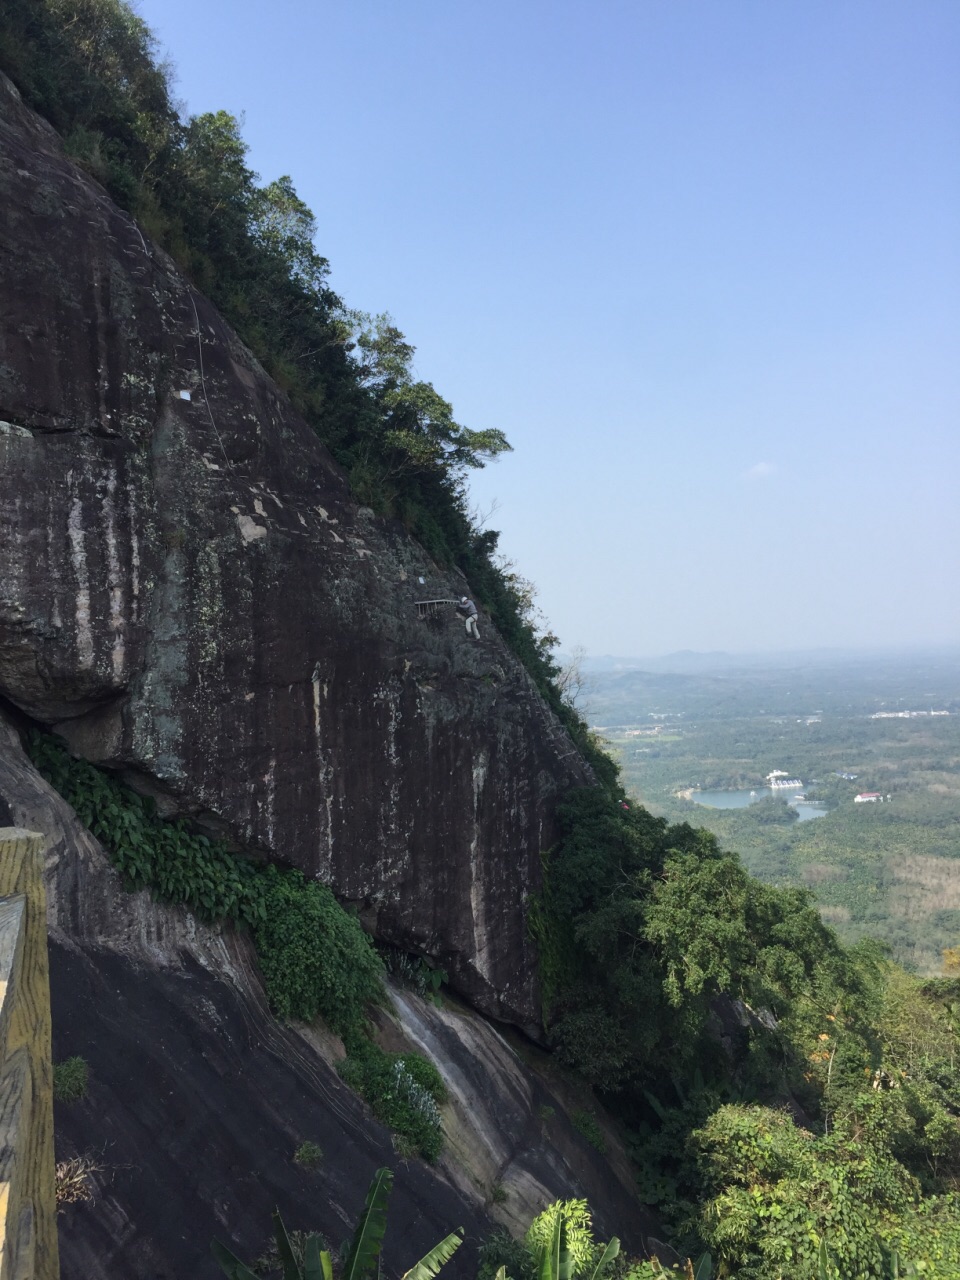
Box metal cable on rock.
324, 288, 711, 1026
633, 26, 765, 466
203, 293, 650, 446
188, 288, 232, 471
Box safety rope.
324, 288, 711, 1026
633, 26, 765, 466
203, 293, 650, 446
126, 215, 231, 473
188, 287, 232, 471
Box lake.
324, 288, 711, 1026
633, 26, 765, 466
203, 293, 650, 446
693, 788, 827, 822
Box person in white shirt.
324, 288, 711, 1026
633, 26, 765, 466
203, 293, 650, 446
456, 596, 480, 640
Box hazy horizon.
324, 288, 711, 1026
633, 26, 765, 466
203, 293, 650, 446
572, 642, 960, 681
136, 0, 960, 656
581, 639, 960, 661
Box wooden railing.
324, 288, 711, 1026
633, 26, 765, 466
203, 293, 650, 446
0, 828, 59, 1280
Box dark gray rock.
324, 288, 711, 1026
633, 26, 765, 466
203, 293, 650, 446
0, 713, 650, 1279
0, 72, 592, 1029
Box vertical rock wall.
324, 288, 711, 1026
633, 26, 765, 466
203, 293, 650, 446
0, 72, 591, 1029
0, 714, 649, 1279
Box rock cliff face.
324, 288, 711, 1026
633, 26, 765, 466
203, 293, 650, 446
0, 72, 591, 1029
0, 714, 649, 1279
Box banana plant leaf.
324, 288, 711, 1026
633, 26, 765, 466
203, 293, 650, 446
342, 1167, 394, 1280
303, 1234, 333, 1280
692, 1252, 712, 1280
587, 1237, 620, 1280
538, 1214, 572, 1280
211, 1238, 262, 1280
273, 1210, 303, 1279
401, 1229, 463, 1280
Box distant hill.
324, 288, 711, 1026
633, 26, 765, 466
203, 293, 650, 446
582, 645, 960, 678
579, 647, 960, 726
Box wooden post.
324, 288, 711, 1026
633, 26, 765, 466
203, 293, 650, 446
0, 828, 59, 1280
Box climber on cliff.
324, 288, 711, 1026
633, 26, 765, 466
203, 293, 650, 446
456, 596, 480, 641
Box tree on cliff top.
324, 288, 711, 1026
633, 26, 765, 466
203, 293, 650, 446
348, 310, 511, 482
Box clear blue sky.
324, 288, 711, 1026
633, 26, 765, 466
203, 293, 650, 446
136, 0, 959, 657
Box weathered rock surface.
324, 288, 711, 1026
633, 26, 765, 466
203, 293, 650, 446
0, 715, 649, 1278
0, 71, 592, 1029
374, 989, 648, 1245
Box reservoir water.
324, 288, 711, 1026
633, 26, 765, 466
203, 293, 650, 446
692, 789, 827, 822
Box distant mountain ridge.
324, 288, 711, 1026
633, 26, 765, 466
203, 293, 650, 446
582, 644, 960, 677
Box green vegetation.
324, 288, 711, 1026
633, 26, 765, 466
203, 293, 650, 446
214, 1166, 463, 1280
218, 1182, 930, 1280
692, 1104, 957, 1278
478, 1231, 536, 1280
28, 731, 442, 1159
252, 866, 384, 1029
589, 654, 960, 972
251, 1230, 332, 1280
378, 946, 447, 1007
53, 1055, 89, 1103
530, 769, 960, 1274
478, 1201, 627, 1280
27, 730, 383, 1029
572, 1111, 606, 1154
525, 1200, 608, 1277
292, 1143, 323, 1171
338, 1034, 446, 1163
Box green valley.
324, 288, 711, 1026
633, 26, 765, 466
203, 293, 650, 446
586, 650, 960, 972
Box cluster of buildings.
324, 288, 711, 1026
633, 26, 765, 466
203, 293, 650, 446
765, 769, 803, 790
870, 709, 950, 719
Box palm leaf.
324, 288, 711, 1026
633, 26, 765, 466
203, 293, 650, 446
587, 1238, 620, 1280
211, 1239, 262, 1280
493, 1268, 511, 1280
343, 1167, 394, 1280
401, 1230, 463, 1280
273, 1209, 302, 1280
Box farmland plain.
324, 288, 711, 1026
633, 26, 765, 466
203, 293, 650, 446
582, 648, 960, 972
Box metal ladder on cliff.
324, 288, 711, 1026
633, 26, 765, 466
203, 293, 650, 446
414, 599, 458, 620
